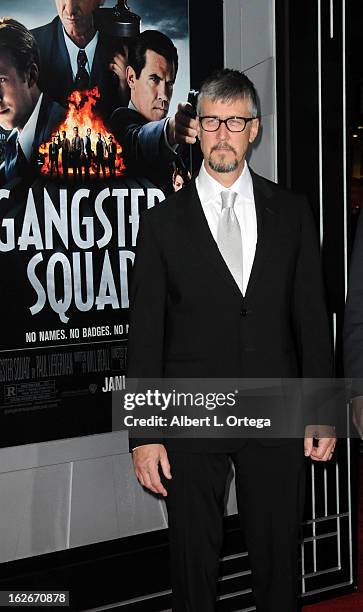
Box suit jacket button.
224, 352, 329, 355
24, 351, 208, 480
240, 309, 248, 317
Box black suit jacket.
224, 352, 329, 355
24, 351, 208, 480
32, 17, 118, 118
37, 94, 66, 140
49, 142, 60, 161
127, 172, 333, 451
110, 107, 180, 194
96, 140, 105, 160
344, 210, 363, 394
0, 94, 66, 187
71, 136, 83, 155
108, 142, 117, 160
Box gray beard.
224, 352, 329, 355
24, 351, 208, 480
208, 155, 238, 173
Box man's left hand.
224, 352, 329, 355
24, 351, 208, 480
110, 46, 129, 103
167, 103, 198, 146
304, 425, 336, 461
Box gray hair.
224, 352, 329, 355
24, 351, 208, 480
197, 68, 258, 117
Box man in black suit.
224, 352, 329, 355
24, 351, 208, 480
82, 127, 93, 179
128, 69, 336, 611
107, 134, 117, 177
59, 130, 71, 179
70, 126, 83, 180
95, 131, 107, 178
344, 211, 363, 438
111, 30, 189, 193
0, 18, 66, 186
49, 135, 60, 177
31, 0, 128, 118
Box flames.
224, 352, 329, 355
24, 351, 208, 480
38, 87, 125, 178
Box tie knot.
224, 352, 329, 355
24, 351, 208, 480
77, 50, 87, 68
221, 190, 238, 210
8, 129, 18, 145
6, 130, 19, 156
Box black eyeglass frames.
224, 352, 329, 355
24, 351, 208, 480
198, 116, 257, 132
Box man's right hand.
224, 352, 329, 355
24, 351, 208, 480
110, 48, 127, 82
132, 444, 171, 496
110, 45, 130, 105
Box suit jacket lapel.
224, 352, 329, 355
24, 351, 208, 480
180, 172, 279, 302
32, 96, 66, 164
244, 170, 278, 300
55, 19, 74, 96
90, 38, 104, 88
180, 181, 243, 300
33, 95, 47, 152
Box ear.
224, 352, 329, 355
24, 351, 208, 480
196, 116, 201, 141
248, 117, 259, 144
126, 65, 136, 90
27, 63, 39, 88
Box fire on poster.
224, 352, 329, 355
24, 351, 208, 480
38, 88, 125, 180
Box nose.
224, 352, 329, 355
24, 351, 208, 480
156, 81, 169, 104
216, 120, 230, 139
64, 0, 79, 15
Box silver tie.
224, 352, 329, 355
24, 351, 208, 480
217, 190, 243, 292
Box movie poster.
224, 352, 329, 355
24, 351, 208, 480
0, 0, 190, 446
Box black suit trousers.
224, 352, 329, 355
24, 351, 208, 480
163, 441, 305, 612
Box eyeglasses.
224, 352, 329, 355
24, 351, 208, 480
198, 116, 256, 132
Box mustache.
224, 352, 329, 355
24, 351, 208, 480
211, 142, 237, 155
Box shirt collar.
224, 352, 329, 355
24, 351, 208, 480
196, 160, 254, 206
128, 99, 139, 113
62, 28, 99, 79
17, 92, 43, 162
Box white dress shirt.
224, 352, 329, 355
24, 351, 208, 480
17, 92, 43, 162
62, 29, 99, 80
195, 161, 257, 296
83, 134, 92, 153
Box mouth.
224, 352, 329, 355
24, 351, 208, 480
0, 108, 9, 115
211, 144, 236, 154
213, 143, 233, 149
153, 108, 168, 118
64, 16, 81, 23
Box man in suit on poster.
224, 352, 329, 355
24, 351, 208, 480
70, 125, 83, 180
32, 0, 128, 118
111, 30, 189, 193
59, 129, 71, 179
82, 127, 93, 179
127, 69, 336, 611
95, 131, 107, 178
49, 135, 60, 177
107, 134, 117, 177
0, 18, 66, 186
